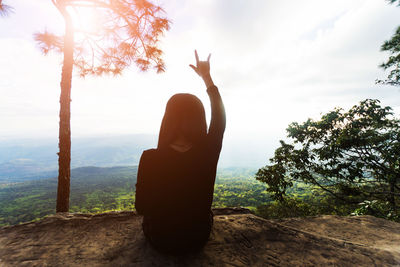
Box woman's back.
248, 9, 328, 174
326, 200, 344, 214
136, 134, 220, 220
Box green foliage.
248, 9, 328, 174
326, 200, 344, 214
377, 0, 400, 85
256, 99, 400, 214
256, 185, 359, 220
213, 168, 271, 210
256, 198, 316, 219
0, 167, 269, 226
352, 200, 400, 221
0, 166, 137, 226
2, 164, 399, 227
213, 176, 271, 210
386, 0, 400, 6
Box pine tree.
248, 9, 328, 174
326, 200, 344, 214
0, 0, 13, 17
35, 0, 170, 212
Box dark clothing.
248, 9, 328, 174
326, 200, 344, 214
142, 210, 214, 254
135, 86, 225, 253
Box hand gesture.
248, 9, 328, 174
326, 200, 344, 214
189, 50, 211, 79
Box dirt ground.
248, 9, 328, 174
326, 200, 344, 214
1, 209, 399, 266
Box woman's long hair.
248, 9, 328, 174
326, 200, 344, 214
157, 93, 207, 149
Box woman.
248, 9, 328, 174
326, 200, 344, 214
135, 50, 226, 254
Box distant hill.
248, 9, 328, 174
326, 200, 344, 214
0, 135, 156, 183
0, 134, 274, 183
0, 159, 57, 182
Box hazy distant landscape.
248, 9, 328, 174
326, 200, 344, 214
0, 134, 274, 183
0, 135, 277, 226
0, 135, 156, 182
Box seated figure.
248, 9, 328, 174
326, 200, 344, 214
135, 50, 226, 254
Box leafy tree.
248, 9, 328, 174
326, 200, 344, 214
0, 0, 13, 16
387, 0, 400, 5
377, 0, 400, 86
35, 0, 170, 212
256, 99, 400, 213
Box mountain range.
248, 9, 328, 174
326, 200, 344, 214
0, 134, 273, 183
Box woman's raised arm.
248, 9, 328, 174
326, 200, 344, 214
189, 50, 226, 148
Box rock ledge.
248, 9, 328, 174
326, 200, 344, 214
1, 208, 399, 266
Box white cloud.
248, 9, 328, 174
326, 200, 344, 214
1, 0, 400, 165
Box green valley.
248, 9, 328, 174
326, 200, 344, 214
0, 166, 272, 226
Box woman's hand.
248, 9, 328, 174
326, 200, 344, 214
189, 50, 214, 88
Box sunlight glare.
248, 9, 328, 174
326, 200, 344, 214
67, 6, 101, 34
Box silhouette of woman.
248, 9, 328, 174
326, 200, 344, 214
135, 50, 226, 254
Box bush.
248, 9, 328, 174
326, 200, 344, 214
256, 198, 317, 219
351, 200, 400, 222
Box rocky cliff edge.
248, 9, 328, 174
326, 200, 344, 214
1, 208, 399, 266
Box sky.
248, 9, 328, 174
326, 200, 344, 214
0, 0, 400, 167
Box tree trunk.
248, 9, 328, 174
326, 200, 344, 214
388, 175, 396, 211
389, 175, 397, 213
56, 10, 74, 213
